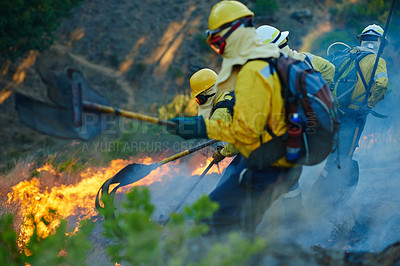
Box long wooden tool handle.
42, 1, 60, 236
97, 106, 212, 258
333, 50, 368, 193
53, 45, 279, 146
83, 101, 176, 127
157, 139, 218, 166
365, 0, 396, 98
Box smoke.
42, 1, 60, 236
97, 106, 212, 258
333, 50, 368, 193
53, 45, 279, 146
252, 42, 400, 252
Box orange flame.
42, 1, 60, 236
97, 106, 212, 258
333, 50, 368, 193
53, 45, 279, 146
6, 154, 230, 248
191, 157, 233, 176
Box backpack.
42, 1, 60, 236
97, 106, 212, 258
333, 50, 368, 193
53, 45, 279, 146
247, 53, 339, 169
328, 48, 373, 111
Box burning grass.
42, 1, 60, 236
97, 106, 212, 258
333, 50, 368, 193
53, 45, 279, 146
1, 148, 231, 249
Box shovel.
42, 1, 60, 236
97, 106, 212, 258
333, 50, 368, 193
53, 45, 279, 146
15, 67, 175, 140
95, 139, 218, 211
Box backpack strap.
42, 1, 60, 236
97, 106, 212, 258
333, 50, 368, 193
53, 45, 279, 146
354, 51, 374, 103
212, 91, 235, 116
303, 53, 314, 69
333, 54, 355, 85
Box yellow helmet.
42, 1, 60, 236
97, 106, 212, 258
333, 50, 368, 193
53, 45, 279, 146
190, 68, 218, 98
208, 1, 254, 32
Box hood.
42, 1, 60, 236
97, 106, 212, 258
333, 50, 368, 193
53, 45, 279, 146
281, 46, 306, 61
216, 27, 281, 88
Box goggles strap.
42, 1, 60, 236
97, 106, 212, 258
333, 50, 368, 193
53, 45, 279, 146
279, 41, 288, 49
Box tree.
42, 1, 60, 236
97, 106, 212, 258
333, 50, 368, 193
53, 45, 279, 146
0, 0, 82, 61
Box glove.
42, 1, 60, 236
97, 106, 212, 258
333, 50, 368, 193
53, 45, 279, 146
167, 116, 208, 140
213, 145, 225, 163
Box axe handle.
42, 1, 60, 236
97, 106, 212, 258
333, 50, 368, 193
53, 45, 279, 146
83, 101, 176, 127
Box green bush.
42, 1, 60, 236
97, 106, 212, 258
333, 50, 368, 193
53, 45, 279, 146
329, 0, 400, 30
252, 0, 280, 16
2, 186, 267, 265
126, 61, 147, 81
0, 0, 83, 60
99, 186, 266, 265
0, 212, 94, 265
309, 29, 356, 56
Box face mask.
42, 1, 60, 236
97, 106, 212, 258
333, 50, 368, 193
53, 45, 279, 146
361, 40, 380, 53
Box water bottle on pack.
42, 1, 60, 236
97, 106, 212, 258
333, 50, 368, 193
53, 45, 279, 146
286, 113, 302, 162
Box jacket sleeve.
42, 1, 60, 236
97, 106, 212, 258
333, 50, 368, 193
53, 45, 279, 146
305, 52, 335, 87
209, 100, 239, 157
368, 57, 389, 108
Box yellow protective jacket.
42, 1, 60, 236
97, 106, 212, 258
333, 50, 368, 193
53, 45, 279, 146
303, 52, 335, 87
282, 48, 335, 87
210, 91, 239, 157
205, 60, 293, 167
332, 47, 389, 110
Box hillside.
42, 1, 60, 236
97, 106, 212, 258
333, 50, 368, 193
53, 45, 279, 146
0, 0, 336, 166
1, 0, 400, 264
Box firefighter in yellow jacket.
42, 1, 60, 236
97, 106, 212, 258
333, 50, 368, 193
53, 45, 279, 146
190, 68, 241, 187
255, 25, 335, 87
168, 1, 301, 234
255, 24, 335, 223
190, 68, 238, 161
308, 24, 389, 212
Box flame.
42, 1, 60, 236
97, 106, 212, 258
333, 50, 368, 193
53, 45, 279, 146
6, 154, 230, 248
191, 157, 233, 176
358, 128, 398, 151
7, 158, 154, 248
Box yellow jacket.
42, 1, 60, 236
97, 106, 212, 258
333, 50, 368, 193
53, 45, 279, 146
303, 52, 335, 87
210, 91, 239, 157
332, 47, 389, 110
205, 60, 293, 167
282, 48, 335, 87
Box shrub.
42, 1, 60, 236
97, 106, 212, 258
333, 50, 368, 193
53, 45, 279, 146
252, 0, 280, 17
0, 212, 94, 265
0, 0, 83, 60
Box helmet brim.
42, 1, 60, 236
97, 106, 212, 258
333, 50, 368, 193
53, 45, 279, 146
276, 31, 289, 46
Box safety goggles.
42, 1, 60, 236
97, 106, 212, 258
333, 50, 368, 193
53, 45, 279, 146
361, 35, 381, 42
206, 17, 253, 55
195, 93, 215, 105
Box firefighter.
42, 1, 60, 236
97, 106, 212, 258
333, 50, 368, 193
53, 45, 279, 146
190, 68, 239, 173
308, 24, 389, 213
255, 24, 336, 224
256, 25, 335, 87
168, 1, 301, 235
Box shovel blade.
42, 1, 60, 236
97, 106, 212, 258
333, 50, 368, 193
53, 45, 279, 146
95, 163, 158, 211
112, 163, 159, 187
15, 92, 106, 140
